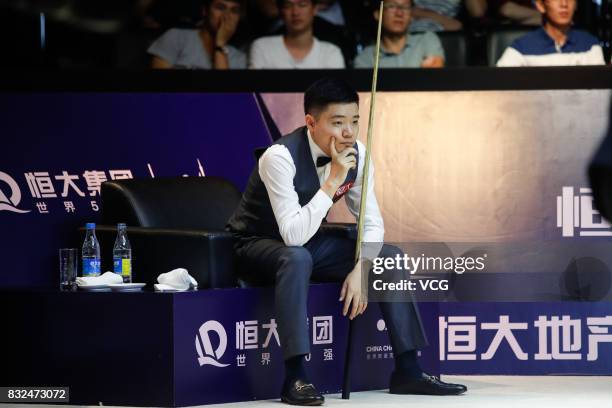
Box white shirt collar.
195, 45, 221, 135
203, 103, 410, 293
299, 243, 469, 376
283, 37, 320, 67
306, 128, 329, 167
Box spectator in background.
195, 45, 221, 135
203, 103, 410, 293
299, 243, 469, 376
409, 0, 487, 31
247, 0, 363, 63
249, 0, 345, 69
148, 0, 246, 69
497, 0, 605, 66
248, 0, 348, 32
495, 0, 541, 25
355, 0, 445, 68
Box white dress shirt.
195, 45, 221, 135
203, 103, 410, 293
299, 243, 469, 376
258, 130, 385, 252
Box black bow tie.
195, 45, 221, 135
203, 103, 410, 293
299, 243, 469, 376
316, 157, 331, 167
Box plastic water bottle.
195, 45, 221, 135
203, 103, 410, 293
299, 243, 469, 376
82, 223, 101, 277
113, 223, 132, 283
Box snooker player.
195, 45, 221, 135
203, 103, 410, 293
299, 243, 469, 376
227, 77, 467, 405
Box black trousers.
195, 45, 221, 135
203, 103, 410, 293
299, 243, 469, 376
235, 232, 428, 359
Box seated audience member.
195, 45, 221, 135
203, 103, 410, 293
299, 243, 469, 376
355, 0, 445, 68
496, 0, 605, 66
495, 0, 541, 25
249, 0, 345, 69
248, 0, 362, 63
409, 0, 487, 31
148, 0, 246, 69
248, 0, 350, 31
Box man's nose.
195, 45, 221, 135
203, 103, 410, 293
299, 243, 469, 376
342, 124, 355, 138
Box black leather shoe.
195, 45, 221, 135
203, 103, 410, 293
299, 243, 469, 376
389, 372, 467, 396
281, 379, 325, 406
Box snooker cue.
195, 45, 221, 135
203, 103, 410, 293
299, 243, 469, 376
341, 0, 385, 400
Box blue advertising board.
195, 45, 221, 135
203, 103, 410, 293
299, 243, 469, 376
0, 93, 272, 287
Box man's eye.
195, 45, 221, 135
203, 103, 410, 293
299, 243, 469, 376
333, 122, 342, 126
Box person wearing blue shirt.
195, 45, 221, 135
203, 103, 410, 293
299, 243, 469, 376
497, 0, 605, 66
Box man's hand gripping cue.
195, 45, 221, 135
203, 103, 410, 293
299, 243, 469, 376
339, 259, 368, 320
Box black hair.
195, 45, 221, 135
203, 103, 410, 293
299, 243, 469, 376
304, 77, 359, 116
203, 0, 243, 8
371, 0, 412, 11
276, 0, 318, 10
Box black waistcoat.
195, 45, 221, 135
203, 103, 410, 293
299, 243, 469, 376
226, 126, 359, 240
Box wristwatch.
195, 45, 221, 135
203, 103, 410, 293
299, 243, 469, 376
214, 45, 229, 55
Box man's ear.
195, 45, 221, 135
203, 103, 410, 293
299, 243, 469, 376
305, 113, 316, 132
373, 9, 380, 21
534, 0, 546, 15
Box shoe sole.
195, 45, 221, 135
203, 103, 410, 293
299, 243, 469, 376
389, 387, 467, 396
281, 396, 325, 406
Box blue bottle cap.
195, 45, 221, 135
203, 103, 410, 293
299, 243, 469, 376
86, 223, 96, 229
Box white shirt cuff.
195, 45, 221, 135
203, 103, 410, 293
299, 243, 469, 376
312, 189, 334, 214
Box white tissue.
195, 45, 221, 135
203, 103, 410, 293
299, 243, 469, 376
155, 268, 198, 291
76, 271, 123, 286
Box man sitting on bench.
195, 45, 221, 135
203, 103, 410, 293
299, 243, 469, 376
227, 77, 467, 405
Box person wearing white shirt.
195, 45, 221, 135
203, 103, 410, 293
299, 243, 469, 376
226, 78, 466, 405
249, 0, 345, 69
148, 0, 246, 69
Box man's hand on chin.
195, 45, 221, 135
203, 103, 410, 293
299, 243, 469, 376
321, 136, 357, 199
